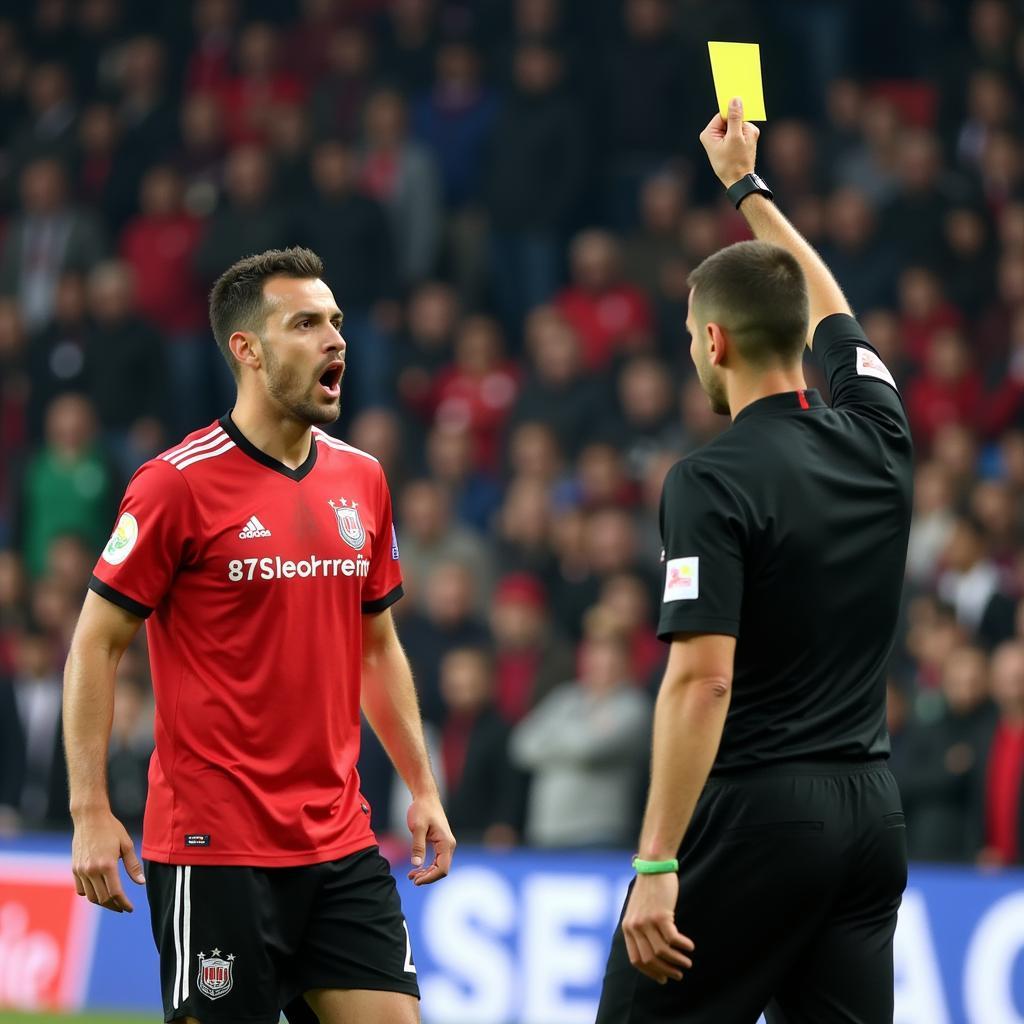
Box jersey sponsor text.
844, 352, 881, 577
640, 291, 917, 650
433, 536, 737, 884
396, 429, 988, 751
227, 554, 371, 582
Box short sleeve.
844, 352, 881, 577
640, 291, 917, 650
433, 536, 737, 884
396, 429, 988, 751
813, 313, 909, 433
89, 461, 198, 618
657, 459, 745, 642
361, 465, 403, 614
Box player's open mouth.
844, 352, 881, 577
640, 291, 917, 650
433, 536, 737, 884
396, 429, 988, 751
318, 361, 344, 399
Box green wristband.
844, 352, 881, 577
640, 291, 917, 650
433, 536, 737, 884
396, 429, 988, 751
632, 856, 679, 875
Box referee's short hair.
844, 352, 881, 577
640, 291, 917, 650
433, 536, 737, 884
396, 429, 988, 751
209, 246, 325, 377
688, 240, 809, 366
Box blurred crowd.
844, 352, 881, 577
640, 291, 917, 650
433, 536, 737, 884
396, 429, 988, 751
1, 0, 1024, 865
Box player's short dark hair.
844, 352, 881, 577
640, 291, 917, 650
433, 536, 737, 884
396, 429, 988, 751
208, 246, 325, 377
688, 240, 809, 366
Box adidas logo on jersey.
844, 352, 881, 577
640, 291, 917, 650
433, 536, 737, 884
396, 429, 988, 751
238, 516, 272, 539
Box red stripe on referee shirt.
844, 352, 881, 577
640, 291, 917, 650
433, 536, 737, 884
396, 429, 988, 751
797, 389, 809, 410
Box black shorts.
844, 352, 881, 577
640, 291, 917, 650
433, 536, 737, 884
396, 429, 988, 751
145, 845, 419, 1024
597, 761, 907, 1024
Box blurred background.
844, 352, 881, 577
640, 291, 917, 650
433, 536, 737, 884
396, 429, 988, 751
0, 0, 1023, 1021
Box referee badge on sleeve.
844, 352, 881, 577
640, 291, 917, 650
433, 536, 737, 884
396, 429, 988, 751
664, 557, 699, 602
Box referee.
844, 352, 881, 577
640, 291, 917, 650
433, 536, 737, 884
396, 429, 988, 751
596, 100, 912, 1024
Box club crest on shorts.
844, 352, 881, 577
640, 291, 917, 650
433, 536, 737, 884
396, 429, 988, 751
328, 498, 365, 550
196, 949, 234, 1000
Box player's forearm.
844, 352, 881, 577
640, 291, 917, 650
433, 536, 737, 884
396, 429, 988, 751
636, 675, 731, 861
738, 194, 851, 347
63, 642, 119, 817
361, 642, 438, 799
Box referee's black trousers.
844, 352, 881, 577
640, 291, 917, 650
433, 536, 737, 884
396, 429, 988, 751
596, 761, 907, 1024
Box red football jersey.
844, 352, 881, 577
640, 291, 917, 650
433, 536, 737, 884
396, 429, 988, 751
90, 415, 403, 866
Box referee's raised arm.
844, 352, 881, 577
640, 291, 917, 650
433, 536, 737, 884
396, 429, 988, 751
699, 97, 851, 349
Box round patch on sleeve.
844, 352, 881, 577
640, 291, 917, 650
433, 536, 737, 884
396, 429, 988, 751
102, 512, 139, 565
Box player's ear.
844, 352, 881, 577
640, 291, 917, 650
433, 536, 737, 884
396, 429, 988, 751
230, 331, 261, 372
707, 322, 728, 367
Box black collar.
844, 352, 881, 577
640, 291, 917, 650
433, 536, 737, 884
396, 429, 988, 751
733, 389, 825, 425
219, 412, 319, 482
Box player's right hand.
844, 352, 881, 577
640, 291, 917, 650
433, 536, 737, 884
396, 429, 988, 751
699, 97, 760, 188
71, 807, 145, 913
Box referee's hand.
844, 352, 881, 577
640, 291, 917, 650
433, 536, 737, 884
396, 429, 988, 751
70, 807, 145, 913
699, 97, 760, 187
622, 872, 694, 984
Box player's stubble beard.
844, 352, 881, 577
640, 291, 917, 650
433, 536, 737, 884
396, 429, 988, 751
261, 337, 342, 426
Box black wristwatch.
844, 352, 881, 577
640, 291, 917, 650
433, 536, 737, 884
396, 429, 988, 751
726, 173, 774, 209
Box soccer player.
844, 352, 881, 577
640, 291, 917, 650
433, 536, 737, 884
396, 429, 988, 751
596, 101, 912, 1023
63, 248, 455, 1024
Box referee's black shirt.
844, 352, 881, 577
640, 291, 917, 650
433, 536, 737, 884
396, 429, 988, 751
658, 313, 913, 771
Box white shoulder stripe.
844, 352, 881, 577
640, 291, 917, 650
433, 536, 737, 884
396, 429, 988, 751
175, 440, 236, 470
313, 432, 379, 463
162, 425, 224, 462
166, 429, 228, 465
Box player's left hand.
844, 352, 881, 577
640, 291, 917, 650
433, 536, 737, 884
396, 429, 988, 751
406, 795, 456, 886
622, 872, 694, 984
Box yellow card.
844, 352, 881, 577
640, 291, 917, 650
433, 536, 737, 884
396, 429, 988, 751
708, 41, 767, 121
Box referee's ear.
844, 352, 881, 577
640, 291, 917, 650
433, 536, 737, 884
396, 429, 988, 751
706, 322, 729, 367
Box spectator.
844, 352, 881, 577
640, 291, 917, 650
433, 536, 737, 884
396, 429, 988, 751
6, 60, 76, 183
175, 93, 227, 217
489, 572, 575, 723
360, 87, 442, 286
396, 478, 494, 611
898, 645, 996, 861
906, 327, 982, 448
819, 186, 900, 313
486, 41, 584, 330
613, 354, 685, 479
492, 476, 557, 579
556, 229, 654, 370
26, 273, 88, 441
431, 315, 519, 473
907, 461, 957, 588
376, 0, 439, 95
82, 261, 168, 471
412, 40, 496, 213
17, 394, 117, 579
185, 0, 239, 95
194, 144, 290, 286
106, 672, 154, 833
437, 646, 522, 844
0, 630, 68, 831
295, 140, 398, 414
311, 25, 378, 144
111, 36, 177, 224
424, 422, 502, 533
938, 513, 1016, 647
510, 620, 651, 847
898, 265, 964, 365
0, 157, 106, 330
979, 639, 1024, 865
507, 307, 605, 459
400, 560, 490, 726
119, 166, 208, 434
622, 170, 688, 298
599, 0, 690, 226
216, 21, 306, 146
396, 280, 460, 424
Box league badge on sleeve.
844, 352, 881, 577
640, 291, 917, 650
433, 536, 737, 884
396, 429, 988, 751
328, 498, 366, 550
391, 524, 400, 560
664, 557, 699, 602
102, 512, 138, 565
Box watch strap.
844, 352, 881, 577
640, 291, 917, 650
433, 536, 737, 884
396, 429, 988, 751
726, 173, 774, 209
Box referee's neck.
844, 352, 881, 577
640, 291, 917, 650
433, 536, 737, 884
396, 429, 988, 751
726, 367, 808, 420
